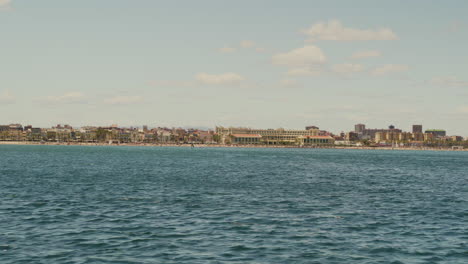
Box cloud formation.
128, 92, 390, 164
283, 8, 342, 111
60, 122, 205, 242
371, 64, 409, 76
286, 67, 323, 77
430, 76, 468, 88
457, 106, 468, 113
331, 63, 364, 74
0, 0, 10, 7
104, 96, 144, 105
150, 80, 194, 87
40, 92, 87, 104
0, 89, 15, 104
302, 20, 398, 42
272, 45, 326, 67
240, 40, 255, 48
350, 50, 381, 59
218, 40, 265, 53
218, 46, 236, 53
279, 79, 300, 88
195, 72, 245, 85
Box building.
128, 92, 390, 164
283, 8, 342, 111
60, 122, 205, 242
355, 124, 366, 134
346, 132, 359, 141
375, 132, 386, 142
412, 125, 423, 134
362, 125, 402, 140
412, 133, 424, 141
399, 132, 412, 141
424, 133, 434, 141
374, 131, 412, 143
297, 136, 335, 146
216, 126, 319, 145
231, 134, 262, 144
425, 129, 446, 137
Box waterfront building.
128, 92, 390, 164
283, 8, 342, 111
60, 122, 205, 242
412, 125, 423, 134
399, 132, 412, 141
374, 132, 386, 142
231, 134, 262, 144
386, 132, 399, 141
346, 132, 359, 141
425, 129, 446, 137
359, 125, 402, 140
156, 129, 172, 142
297, 136, 335, 146
424, 133, 434, 141
355, 124, 366, 134
0, 124, 23, 131
216, 126, 319, 145
412, 132, 424, 141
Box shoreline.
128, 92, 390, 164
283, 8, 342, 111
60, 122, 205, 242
0, 141, 465, 152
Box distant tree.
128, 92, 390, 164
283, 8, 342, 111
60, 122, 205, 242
96, 129, 109, 142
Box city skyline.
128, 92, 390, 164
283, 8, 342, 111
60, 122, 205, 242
1, 1, 468, 134
0, 121, 457, 138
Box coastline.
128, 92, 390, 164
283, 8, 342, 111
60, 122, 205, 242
0, 141, 465, 152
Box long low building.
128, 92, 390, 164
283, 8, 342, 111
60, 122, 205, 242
297, 135, 335, 146
216, 126, 322, 145
231, 134, 262, 144
229, 133, 334, 145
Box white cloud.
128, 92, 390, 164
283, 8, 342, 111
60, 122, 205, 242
195, 72, 245, 85
0, 0, 11, 7
448, 21, 462, 33
430, 76, 468, 88
150, 80, 194, 87
371, 64, 409, 76
240, 40, 255, 48
457, 106, 468, 113
0, 89, 15, 104
286, 67, 323, 77
279, 79, 299, 88
272, 45, 326, 67
302, 20, 398, 42
217, 40, 266, 53
331, 63, 364, 74
40, 92, 87, 104
104, 95, 144, 105
350, 50, 381, 59
218, 46, 236, 53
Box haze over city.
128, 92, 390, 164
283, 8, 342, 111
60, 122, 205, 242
1, 0, 467, 135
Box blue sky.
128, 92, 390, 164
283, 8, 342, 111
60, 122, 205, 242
1, 0, 467, 135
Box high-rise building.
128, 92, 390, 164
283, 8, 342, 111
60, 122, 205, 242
355, 124, 366, 133
412, 125, 423, 134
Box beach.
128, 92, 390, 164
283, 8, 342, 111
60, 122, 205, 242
0, 141, 465, 151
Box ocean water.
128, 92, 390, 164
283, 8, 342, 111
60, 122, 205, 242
1, 145, 467, 264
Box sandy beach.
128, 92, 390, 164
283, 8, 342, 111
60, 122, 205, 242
0, 141, 465, 152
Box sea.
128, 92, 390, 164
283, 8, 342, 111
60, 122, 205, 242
1, 145, 467, 263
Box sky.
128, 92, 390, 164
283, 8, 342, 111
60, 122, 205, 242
1, 0, 468, 135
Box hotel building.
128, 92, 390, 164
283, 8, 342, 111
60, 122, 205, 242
216, 126, 333, 145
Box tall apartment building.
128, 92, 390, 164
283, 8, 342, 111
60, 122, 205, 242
355, 124, 366, 133
412, 125, 423, 134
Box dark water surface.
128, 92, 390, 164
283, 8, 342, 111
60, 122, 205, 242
1, 145, 467, 263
